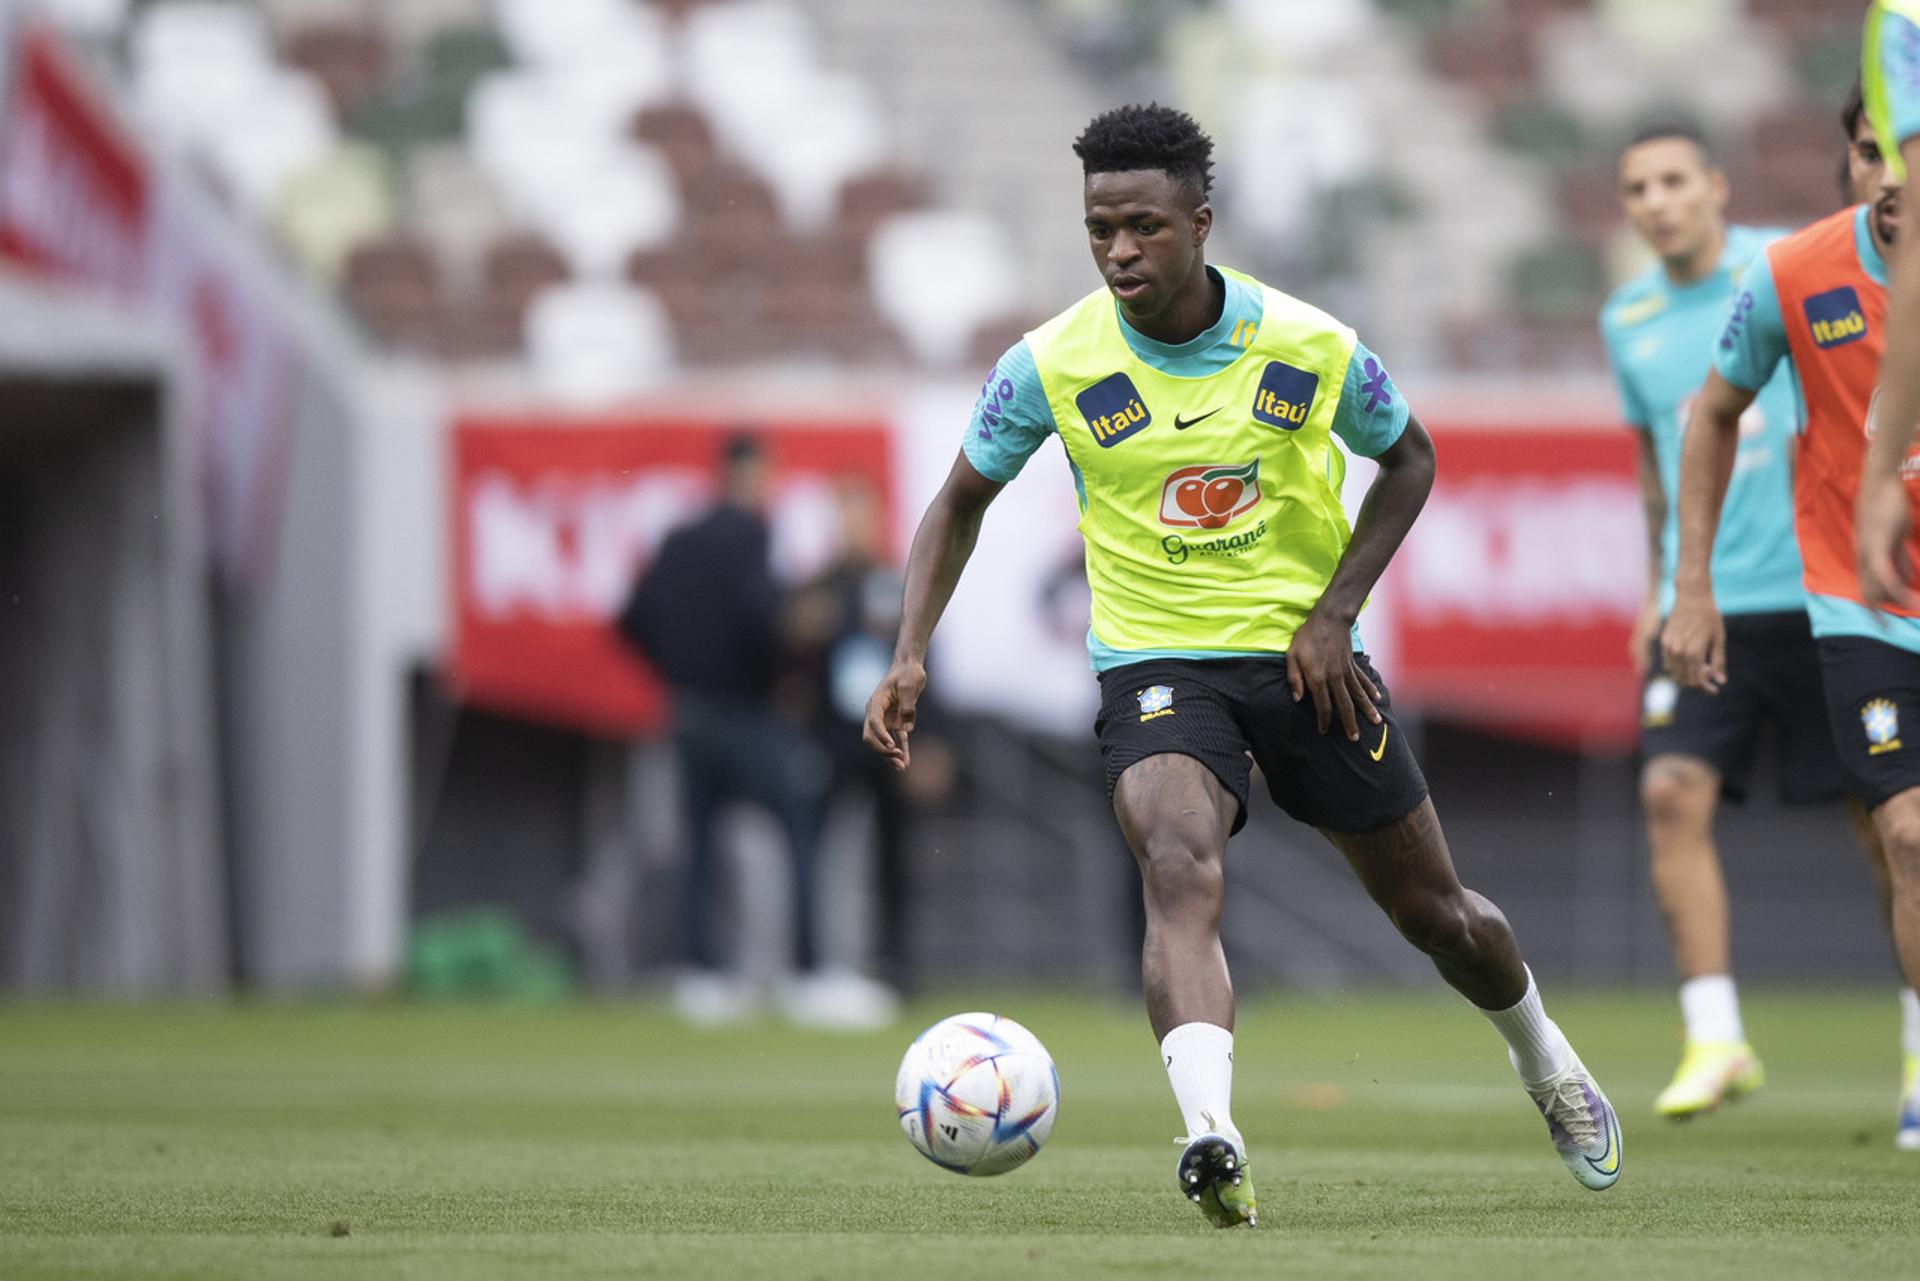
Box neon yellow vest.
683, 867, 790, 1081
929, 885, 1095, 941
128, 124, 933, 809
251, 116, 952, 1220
1026, 267, 1358, 655
1866, 0, 1920, 181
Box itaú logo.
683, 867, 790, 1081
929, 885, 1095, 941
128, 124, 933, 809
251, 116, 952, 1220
1159, 459, 1261, 529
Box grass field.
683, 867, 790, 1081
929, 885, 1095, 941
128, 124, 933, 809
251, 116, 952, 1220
2, 989, 1916, 1280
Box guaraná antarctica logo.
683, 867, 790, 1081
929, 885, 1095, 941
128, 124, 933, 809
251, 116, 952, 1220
1158, 459, 1262, 529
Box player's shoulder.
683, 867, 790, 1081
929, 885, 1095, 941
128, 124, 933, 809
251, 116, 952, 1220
1600, 265, 1667, 336
1771, 207, 1858, 253
1027, 284, 1115, 350
1223, 266, 1353, 342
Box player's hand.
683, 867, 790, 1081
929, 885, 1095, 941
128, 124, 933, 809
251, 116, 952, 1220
1856, 471, 1917, 611
862, 656, 926, 771
1287, 610, 1382, 741
1661, 591, 1726, 693
1628, 598, 1661, 681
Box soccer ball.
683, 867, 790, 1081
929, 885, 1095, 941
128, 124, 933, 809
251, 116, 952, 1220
894, 1011, 1059, 1176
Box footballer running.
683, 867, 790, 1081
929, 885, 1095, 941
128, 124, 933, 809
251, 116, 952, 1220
863, 104, 1623, 1227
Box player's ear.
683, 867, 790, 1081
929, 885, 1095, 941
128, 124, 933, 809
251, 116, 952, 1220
1706, 165, 1730, 209
1191, 201, 1212, 246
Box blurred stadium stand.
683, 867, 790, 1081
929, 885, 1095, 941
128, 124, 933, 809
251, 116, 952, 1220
33, 0, 1864, 386
0, 0, 1894, 1001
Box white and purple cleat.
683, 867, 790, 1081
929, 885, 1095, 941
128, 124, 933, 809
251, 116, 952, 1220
1520, 1050, 1622, 1191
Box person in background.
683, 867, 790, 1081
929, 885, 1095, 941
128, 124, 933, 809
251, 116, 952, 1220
791, 478, 954, 997
619, 434, 891, 1030
1599, 122, 1870, 1119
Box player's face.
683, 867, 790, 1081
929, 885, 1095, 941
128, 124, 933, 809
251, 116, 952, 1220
1617, 138, 1726, 263
1083, 169, 1211, 323
1849, 116, 1901, 248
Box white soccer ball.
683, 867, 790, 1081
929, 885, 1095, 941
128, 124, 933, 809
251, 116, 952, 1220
894, 1011, 1060, 1176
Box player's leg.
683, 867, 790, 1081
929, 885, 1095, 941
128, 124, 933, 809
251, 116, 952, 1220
1818, 634, 1920, 1147
1095, 661, 1258, 1226
1113, 753, 1256, 1226
1113, 753, 1237, 1040
1849, 797, 1920, 1148
1640, 618, 1778, 1115
1249, 654, 1619, 1189
1640, 755, 1762, 1114
1321, 800, 1621, 1190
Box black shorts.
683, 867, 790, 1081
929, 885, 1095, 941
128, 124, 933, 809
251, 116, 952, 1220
1093, 655, 1429, 835
1818, 634, 1920, 810
1639, 610, 1850, 806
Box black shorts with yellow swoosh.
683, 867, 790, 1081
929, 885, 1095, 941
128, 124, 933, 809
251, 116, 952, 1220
1093, 655, 1429, 834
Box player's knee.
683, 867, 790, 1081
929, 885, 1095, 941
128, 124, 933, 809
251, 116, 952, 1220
1388, 890, 1474, 957
1639, 762, 1714, 833
1136, 832, 1223, 911
1875, 797, 1920, 865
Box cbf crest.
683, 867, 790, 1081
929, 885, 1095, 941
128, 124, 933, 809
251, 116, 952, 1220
1641, 677, 1678, 729
1863, 698, 1903, 756
1137, 685, 1175, 722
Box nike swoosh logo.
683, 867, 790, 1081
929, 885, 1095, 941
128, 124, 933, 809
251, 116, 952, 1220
1368, 723, 1388, 762
1585, 1112, 1621, 1176
1172, 408, 1222, 431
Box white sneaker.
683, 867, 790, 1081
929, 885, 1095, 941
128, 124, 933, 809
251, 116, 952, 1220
672, 970, 761, 1026
1519, 1049, 1623, 1191
779, 967, 899, 1031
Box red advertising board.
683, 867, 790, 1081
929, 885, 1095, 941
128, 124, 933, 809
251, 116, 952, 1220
0, 24, 148, 297
1383, 422, 1642, 750
451, 414, 896, 736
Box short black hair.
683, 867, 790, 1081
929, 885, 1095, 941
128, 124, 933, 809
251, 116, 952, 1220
1843, 78, 1867, 141
1624, 119, 1713, 161
1073, 103, 1214, 203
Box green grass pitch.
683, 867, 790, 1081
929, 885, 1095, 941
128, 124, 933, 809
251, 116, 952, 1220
2, 990, 1916, 1279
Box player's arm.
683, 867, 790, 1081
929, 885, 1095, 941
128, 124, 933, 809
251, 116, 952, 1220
1858, 127, 1920, 609
1662, 370, 1756, 692
1630, 428, 1666, 678
863, 454, 1004, 771
1289, 414, 1435, 740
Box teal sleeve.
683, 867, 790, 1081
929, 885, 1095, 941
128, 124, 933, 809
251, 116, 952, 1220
1712, 254, 1789, 393
1329, 341, 1409, 458
963, 340, 1056, 483
1598, 314, 1652, 428
1882, 10, 1920, 144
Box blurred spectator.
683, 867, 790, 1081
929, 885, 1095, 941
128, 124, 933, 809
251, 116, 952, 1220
617, 434, 892, 1029
791, 479, 954, 995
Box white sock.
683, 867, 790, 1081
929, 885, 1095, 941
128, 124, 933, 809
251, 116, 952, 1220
1679, 974, 1744, 1044
1902, 988, 1920, 1058
1161, 1022, 1244, 1153
1481, 967, 1573, 1087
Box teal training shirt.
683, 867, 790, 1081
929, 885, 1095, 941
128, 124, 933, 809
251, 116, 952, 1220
1598, 225, 1804, 617
962, 267, 1407, 671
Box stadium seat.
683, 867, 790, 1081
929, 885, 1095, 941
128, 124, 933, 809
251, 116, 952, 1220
483, 233, 572, 334
344, 233, 447, 350
524, 282, 676, 403
277, 142, 396, 279
281, 19, 389, 120
834, 170, 929, 244
632, 106, 720, 183
868, 210, 1019, 367
202, 71, 341, 215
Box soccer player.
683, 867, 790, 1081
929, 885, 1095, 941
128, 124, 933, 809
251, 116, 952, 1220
1663, 87, 1920, 1149
1601, 124, 1864, 1118
1857, 0, 1920, 608
863, 104, 1623, 1226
